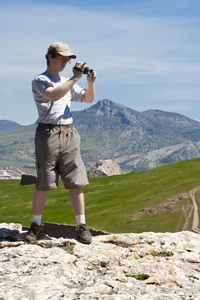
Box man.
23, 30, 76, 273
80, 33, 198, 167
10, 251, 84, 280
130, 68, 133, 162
24, 42, 96, 244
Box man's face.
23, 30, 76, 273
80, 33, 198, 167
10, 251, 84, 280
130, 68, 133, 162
49, 54, 71, 72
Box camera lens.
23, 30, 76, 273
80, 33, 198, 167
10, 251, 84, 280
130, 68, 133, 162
83, 67, 90, 74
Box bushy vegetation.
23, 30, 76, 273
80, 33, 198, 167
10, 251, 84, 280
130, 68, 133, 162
1, 158, 200, 233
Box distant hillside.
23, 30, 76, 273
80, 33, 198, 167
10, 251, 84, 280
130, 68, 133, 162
0, 124, 37, 173
0, 120, 21, 131
1, 99, 200, 173
73, 99, 200, 172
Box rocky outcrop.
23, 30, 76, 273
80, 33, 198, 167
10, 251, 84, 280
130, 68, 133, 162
0, 223, 200, 299
87, 159, 121, 178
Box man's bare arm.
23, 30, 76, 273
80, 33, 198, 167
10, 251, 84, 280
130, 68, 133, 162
82, 70, 97, 103
43, 75, 81, 101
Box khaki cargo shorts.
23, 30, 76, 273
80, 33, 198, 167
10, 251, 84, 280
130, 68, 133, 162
35, 123, 89, 191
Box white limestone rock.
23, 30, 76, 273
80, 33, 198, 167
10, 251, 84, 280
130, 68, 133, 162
0, 223, 200, 299
87, 159, 121, 178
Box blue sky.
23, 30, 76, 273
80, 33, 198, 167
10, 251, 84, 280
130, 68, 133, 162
1, 0, 200, 125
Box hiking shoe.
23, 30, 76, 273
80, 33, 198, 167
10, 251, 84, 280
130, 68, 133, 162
23, 222, 44, 242
75, 224, 92, 244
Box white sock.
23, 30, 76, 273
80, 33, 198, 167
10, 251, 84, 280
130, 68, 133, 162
33, 215, 42, 226
76, 215, 86, 225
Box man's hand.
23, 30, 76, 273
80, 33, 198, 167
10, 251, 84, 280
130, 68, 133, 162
73, 62, 85, 79
87, 70, 97, 84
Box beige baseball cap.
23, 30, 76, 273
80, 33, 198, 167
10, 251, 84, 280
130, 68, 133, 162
47, 42, 76, 58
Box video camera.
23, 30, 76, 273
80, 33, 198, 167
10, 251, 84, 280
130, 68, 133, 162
74, 62, 93, 75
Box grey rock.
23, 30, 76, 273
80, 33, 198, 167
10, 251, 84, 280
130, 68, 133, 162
0, 223, 200, 300
87, 159, 121, 178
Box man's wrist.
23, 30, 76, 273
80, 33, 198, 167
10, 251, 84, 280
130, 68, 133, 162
87, 81, 94, 87
70, 75, 80, 82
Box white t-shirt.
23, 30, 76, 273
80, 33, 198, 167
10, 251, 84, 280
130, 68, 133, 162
32, 71, 85, 125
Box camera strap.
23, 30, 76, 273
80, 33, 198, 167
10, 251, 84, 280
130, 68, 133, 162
74, 66, 83, 72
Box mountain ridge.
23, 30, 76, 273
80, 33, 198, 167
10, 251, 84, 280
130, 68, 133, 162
0, 120, 21, 131
1, 99, 200, 173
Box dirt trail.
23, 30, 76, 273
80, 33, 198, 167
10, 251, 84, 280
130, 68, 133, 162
188, 187, 200, 234
131, 187, 200, 234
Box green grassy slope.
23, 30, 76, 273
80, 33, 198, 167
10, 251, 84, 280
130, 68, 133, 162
0, 158, 200, 233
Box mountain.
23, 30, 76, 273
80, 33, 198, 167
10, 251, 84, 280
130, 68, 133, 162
1, 99, 200, 173
0, 120, 21, 131
72, 99, 200, 172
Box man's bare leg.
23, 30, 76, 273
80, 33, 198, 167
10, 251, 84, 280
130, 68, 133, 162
24, 189, 47, 242
32, 188, 47, 216
69, 187, 85, 217
69, 187, 92, 244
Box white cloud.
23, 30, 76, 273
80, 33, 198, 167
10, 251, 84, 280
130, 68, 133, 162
155, 88, 200, 102
0, 0, 200, 124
